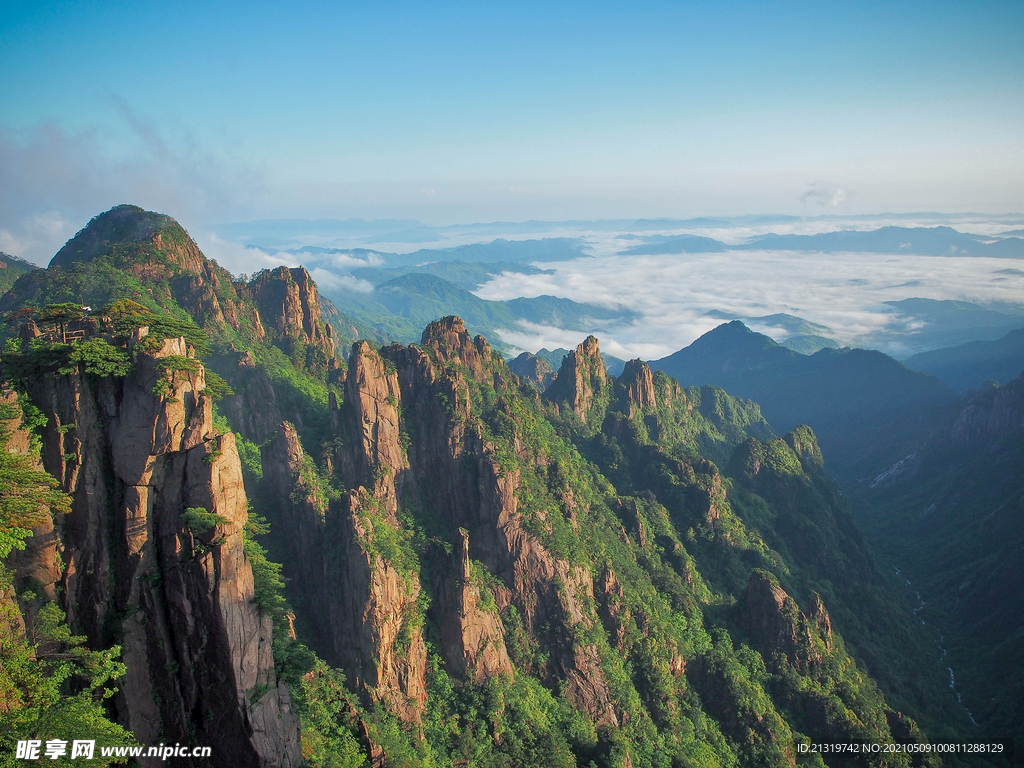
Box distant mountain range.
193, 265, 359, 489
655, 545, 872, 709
649, 321, 957, 478
882, 298, 1024, 353
316, 271, 634, 351
352, 260, 550, 291
904, 325, 1024, 392
619, 226, 1024, 258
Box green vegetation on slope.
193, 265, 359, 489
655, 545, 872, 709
0, 399, 133, 764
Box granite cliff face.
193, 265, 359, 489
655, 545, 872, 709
7, 335, 301, 768
545, 335, 610, 423
247, 266, 336, 359
508, 350, 555, 390
244, 318, 618, 725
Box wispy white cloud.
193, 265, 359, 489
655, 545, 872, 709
799, 181, 848, 208
0, 109, 262, 264
195, 233, 298, 276
308, 268, 375, 293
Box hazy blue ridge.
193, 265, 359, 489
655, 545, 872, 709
613, 225, 1024, 258
385, 237, 590, 267
617, 234, 728, 254
504, 294, 634, 329
350, 260, 551, 290
904, 325, 1024, 392
883, 298, 1024, 352
650, 320, 957, 478
780, 334, 841, 354
741, 226, 1024, 257
707, 310, 833, 337
322, 272, 634, 353
374, 272, 518, 328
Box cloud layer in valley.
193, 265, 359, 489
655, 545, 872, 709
473, 244, 1024, 359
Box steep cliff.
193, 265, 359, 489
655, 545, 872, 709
4, 331, 301, 767
247, 266, 337, 362
545, 335, 610, 424
249, 319, 619, 729
235, 317, 942, 766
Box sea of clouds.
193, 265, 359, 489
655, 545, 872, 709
195, 216, 1024, 361
473, 245, 1024, 359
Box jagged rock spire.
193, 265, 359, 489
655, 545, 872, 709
546, 335, 609, 423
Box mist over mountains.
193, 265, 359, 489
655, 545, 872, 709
198, 214, 1024, 368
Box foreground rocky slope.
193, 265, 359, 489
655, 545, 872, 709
3, 328, 301, 766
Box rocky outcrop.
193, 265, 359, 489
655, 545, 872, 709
546, 335, 610, 423
13, 337, 301, 768
435, 529, 514, 683
260, 316, 619, 726
948, 374, 1024, 449
617, 359, 657, 416
342, 341, 407, 507
741, 570, 829, 674
785, 424, 824, 468
247, 266, 336, 358
508, 351, 555, 390
329, 491, 428, 724
30, 205, 267, 344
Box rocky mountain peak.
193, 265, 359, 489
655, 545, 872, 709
247, 265, 336, 357
49, 204, 203, 272
618, 358, 658, 415
420, 315, 493, 379
546, 335, 609, 423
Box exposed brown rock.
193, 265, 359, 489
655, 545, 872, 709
546, 335, 609, 423
420, 315, 493, 380
330, 490, 428, 723
12, 337, 301, 767
247, 266, 336, 358
219, 365, 285, 443
741, 570, 829, 674
435, 529, 514, 683
508, 351, 555, 390
597, 564, 631, 653
618, 359, 658, 415
343, 342, 407, 513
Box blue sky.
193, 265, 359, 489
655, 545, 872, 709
1, 1, 1022, 260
